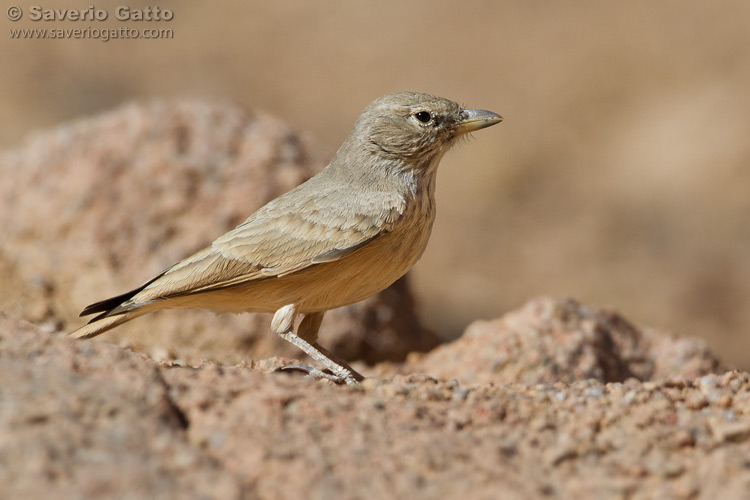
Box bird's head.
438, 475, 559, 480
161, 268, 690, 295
351, 92, 502, 164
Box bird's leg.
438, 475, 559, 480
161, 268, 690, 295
271, 305, 364, 386
297, 311, 324, 343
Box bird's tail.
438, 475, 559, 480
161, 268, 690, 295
70, 279, 158, 339
69, 312, 139, 339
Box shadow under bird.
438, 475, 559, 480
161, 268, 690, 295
71, 92, 503, 385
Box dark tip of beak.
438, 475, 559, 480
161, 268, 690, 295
458, 109, 503, 134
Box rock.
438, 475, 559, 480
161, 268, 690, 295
2, 309, 750, 499
0, 313, 241, 498
405, 297, 721, 385
0, 99, 439, 364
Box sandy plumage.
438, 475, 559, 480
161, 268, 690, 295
71, 92, 502, 384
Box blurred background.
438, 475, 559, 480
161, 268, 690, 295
3, 1, 750, 368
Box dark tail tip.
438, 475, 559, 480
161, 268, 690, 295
79, 288, 142, 318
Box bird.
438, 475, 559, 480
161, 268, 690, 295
71, 92, 503, 385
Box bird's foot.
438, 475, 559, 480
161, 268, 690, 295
278, 364, 362, 386
272, 305, 364, 386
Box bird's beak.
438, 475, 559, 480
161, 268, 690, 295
456, 109, 503, 135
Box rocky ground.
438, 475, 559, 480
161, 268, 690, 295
2, 101, 749, 499
2, 299, 749, 499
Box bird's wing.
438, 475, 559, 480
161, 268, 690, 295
130, 182, 406, 302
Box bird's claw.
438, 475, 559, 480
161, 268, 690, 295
278, 364, 360, 386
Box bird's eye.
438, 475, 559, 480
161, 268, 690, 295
414, 111, 433, 124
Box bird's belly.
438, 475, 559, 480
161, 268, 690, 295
295, 224, 431, 312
